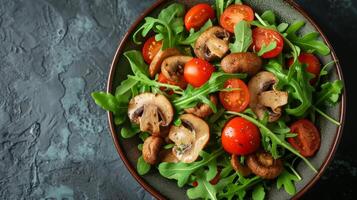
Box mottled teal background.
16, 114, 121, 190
0, 0, 356, 199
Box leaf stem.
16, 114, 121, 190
312, 105, 341, 126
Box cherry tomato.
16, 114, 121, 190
252, 27, 284, 58
142, 36, 162, 64
221, 117, 261, 155
287, 53, 321, 84
184, 58, 215, 87
219, 79, 250, 112
288, 119, 321, 157
157, 73, 187, 94
184, 3, 215, 31
220, 4, 254, 33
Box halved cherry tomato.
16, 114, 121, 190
157, 73, 187, 94
220, 4, 254, 33
287, 53, 321, 84
221, 117, 261, 155
252, 27, 284, 58
219, 79, 250, 112
288, 119, 321, 157
185, 3, 215, 31
142, 36, 162, 64
184, 58, 215, 87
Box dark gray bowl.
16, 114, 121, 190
106, 0, 346, 199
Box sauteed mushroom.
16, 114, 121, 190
128, 93, 174, 135
149, 48, 181, 77
231, 154, 252, 177
194, 26, 230, 61
142, 136, 164, 165
184, 95, 218, 118
159, 149, 179, 163
221, 52, 262, 76
168, 114, 210, 163
248, 71, 288, 122
246, 151, 283, 179
161, 56, 193, 82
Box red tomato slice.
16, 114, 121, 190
185, 3, 215, 31
287, 53, 321, 84
221, 117, 261, 155
157, 73, 187, 94
219, 79, 250, 112
142, 36, 162, 64
184, 58, 215, 87
288, 119, 321, 157
220, 4, 254, 33
252, 27, 284, 58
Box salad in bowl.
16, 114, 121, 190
92, 0, 344, 199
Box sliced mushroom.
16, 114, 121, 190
221, 52, 262, 76
246, 151, 283, 179
248, 71, 288, 122
128, 93, 174, 135
231, 154, 252, 177
142, 136, 164, 165
159, 149, 179, 163
168, 114, 210, 163
149, 48, 181, 77
194, 26, 230, 61
185, 95, 218, 118
161, 56, 193, 82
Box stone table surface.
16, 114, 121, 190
0, 0, 356, 199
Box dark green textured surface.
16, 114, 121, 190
0, 0, 355, 199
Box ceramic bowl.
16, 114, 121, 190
106, 0, 346, 199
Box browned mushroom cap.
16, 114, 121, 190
149, 48, 181, 78
194, 26, 230, 61
168, 114, 210, 163
142, 136, 164, 165
159, 149, 179, 163
161, 56, 193, 82
221, 52, 262, 76
246, 151, 283, 179
128, 93, 174, 135
184, 95, 218, 118
248, 71, 288, 122
231, 154, 252, 177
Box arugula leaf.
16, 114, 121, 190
178, 20, 213, 46
163, 143, 174, 149
139, 132, 150, 142
173, 72, 246, 112
121, 125, 140, 139
133, 3, 185, 49
124, 50, 148, 77
218, 175, 261, 199
252, 184, 265, 200
286, 21, 330, 55
91, 92, 121, 114
261, 10, 276, 25
265, 60, 313, 117
187, 170, 218, 200
158, 148, 224, 187
277, 22, 289, 33
137, 155, 151, 175
229, 20, 252, 53
257, 41, 277, 56
227, 111, 317, 172
115, 78, 138, 99
316, 80, 343, 106
315, 60, 335, 86
277, 170, 300, 195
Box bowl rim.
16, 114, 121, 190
106, 0, 346, 199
